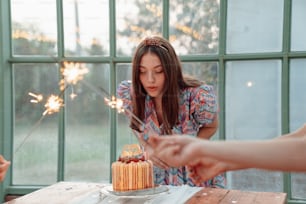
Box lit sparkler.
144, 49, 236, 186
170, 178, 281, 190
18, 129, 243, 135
80, 79, 146, 130
15, 93, 65, 154
60, 61, 89, 89
104, 96, 124, 113
59, 61, 89, 99
28, 92, 43, 103
80, 80, 149, 146
42, 95, 64, 116
15, 62, 88, 154
17, 61, 150, 153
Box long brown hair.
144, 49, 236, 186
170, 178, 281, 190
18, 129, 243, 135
131, 36, 202, 134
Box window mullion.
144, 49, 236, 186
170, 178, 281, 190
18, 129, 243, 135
282, 0, 292, 199
56, 0, 65, 181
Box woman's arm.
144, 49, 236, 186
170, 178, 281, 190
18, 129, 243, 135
197, 116, 218, 139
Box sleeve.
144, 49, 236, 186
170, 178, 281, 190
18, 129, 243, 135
116, 80, 133, 113
190, 84, 218, 126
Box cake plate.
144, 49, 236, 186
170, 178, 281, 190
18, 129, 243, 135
100, 185, 169, 199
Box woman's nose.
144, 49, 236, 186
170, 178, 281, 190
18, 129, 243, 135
147, 71, 155, 82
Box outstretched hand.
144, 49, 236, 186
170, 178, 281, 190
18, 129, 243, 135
187, 157, 230, 185
148, 135, 201, 167
144, 143, 170, 169
148, 135, 235, 183
133, 130, 170, 169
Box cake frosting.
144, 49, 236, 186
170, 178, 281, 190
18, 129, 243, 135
112, 144, 154, 191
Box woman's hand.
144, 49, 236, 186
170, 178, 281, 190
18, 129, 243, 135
0, 155, 10, 182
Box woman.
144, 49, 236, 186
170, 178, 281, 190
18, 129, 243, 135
0, 155, 10, 182
148, 124, 306, 184
117, 36, 225, 188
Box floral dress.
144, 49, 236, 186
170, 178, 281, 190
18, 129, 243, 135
117, 80, 226, 188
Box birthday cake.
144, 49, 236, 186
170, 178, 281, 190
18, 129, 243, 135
111, 144, 154, 192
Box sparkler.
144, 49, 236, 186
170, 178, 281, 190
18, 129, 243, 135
28, 92, 43, 103
97, 87, 151, 148
16, 61, 149, 153
15, 62, 87, 154
14, 116, 45, 154
60, 61, 89, 88
42, 95, 64, 116
80, 79, 150, 147
80, 80, 146, 130
15, 93, 65, 154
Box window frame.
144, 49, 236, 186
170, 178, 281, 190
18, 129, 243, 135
1, 0, 306, 203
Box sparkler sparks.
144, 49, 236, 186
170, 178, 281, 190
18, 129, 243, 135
59, 61, 89, 89
28, 92, 43, 103
80, 80, 147, 131
104, 96, 124, 113
42, 95, 64, 116
29, 61, 88, 117
18, 61, 149, 153
15, 61, 88, 154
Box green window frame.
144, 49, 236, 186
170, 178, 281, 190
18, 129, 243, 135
1, 0, 306, 203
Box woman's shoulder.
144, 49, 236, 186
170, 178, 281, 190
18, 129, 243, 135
186, 84, 218, 123
118, 80, 132, 87
183, 84, 215, 99
117, 80, 132, 99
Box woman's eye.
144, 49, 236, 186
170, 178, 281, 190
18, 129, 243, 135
155, 69, 163, 73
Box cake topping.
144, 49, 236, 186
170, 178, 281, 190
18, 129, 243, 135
118, 144, 145, 163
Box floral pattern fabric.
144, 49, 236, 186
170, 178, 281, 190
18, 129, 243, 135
117, 80, 226, 188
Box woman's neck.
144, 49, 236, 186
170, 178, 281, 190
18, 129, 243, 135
153, 97, 163, 125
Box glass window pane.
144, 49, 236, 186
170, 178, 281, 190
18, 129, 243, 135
170, 0, 220, 55
225, 60, 283, 192
116, 64, 138, 158
65, 63, 111, 182
291, 173, 306, 199
291, 0, 306, 51
289, 59, 306, 130
13, 64, 59, 185
289, 59, 306, 199
227, 0, 283, 53
63, 0, 109, 56
116, 0, 163, 56
181, 62, 218, 88
11, 0, 57, 56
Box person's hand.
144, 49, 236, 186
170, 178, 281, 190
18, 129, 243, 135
187, 157, 226, 184
0, 155, 10, 182
134, 131, 170, 169
188, 157, 246, 184
149, 135, 242, 183
144, 142, 170, 169
148, 135, 201, 167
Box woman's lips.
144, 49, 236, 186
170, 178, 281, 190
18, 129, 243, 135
147, 86, 157, 92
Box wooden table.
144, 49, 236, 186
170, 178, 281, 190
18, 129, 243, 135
185, 187, 287, 204
4, 182, 287, 204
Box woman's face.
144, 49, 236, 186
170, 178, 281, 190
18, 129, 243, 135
139, 52, 165, 99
